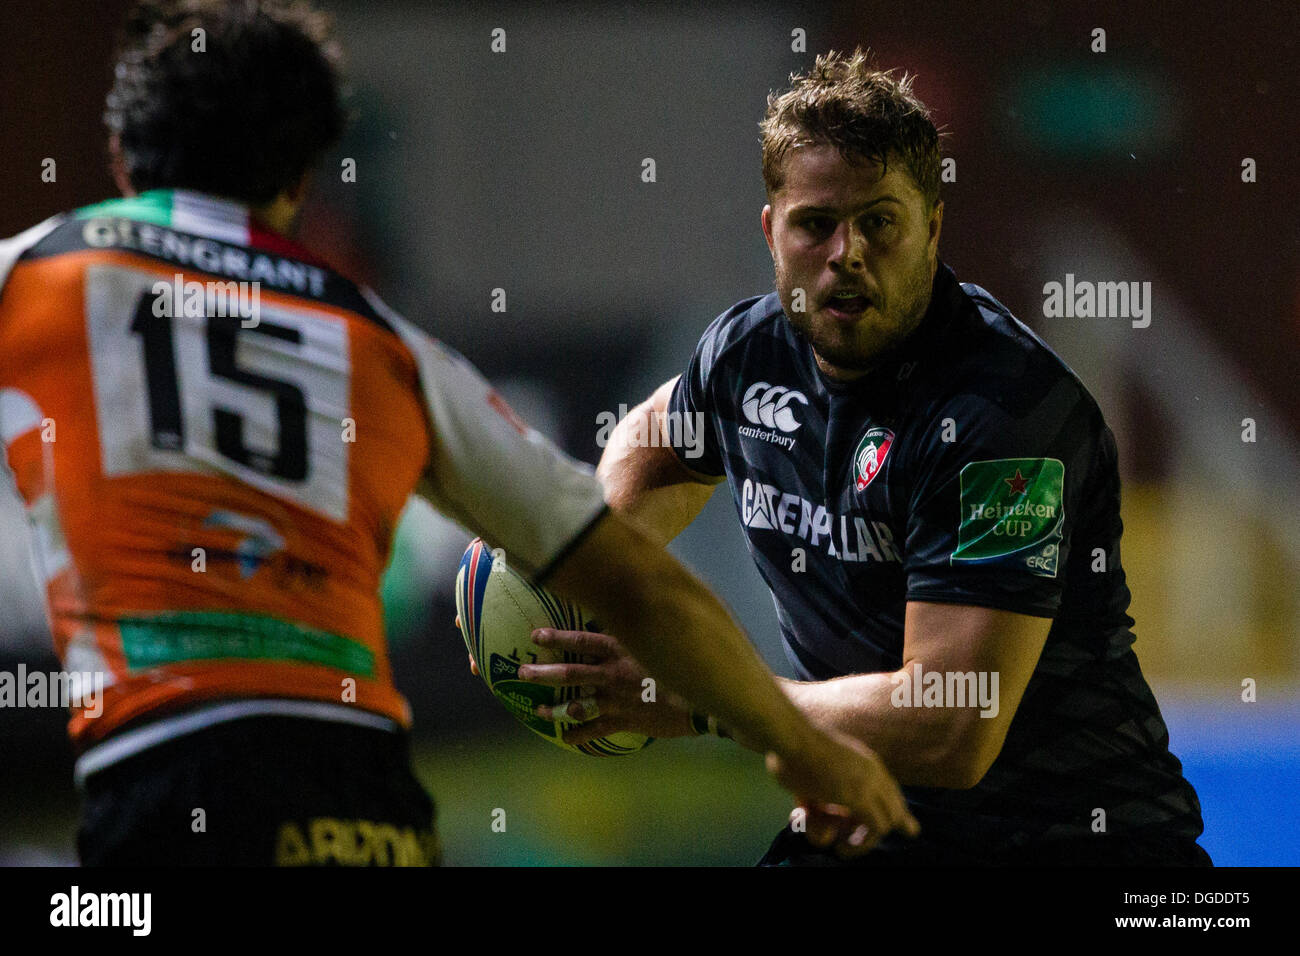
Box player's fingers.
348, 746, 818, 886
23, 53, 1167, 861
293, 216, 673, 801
536, 697, 600, 723
516, 661, 604, 685
794, 803, 846, 843
834, 823, 882, 858
862, 795, 897, 846
871, 779, 920, 839
882, 785, 921, 838
532, 628, 616, 658
765, 751, 889, 845
561, 715, 618, 746
803, 808, 844, 849
868, 801, 918, 845
814, 802, 885, 859
900, 809, 921, 838
467, 653, 479, 677
806, 794, 883, 857
839, 762, 914, 845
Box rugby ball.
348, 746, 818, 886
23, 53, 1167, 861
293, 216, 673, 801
454, 538, 651, 757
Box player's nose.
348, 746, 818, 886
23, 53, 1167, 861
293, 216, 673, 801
827, 221, 868, 273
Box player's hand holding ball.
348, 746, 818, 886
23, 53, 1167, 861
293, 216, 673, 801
455, 613, 698, 745
455, 539, 656, 756
516, 628, 696, 745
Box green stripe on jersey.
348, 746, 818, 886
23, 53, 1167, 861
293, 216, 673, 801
73, 189, 174, 225
119, 609, 376, 677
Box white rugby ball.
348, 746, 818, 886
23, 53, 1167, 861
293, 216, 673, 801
454, 538, 651, 757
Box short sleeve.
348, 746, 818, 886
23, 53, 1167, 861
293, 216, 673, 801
379, 299, 608, 582
903, 377, 1096, 618
665, 318, 728, 478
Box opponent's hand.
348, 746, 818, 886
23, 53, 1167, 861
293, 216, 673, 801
766, 728, 920, 857
515, 628, 695, 744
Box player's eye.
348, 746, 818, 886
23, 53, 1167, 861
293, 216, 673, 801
865, 215, 893, 230
800, 216, 834, 236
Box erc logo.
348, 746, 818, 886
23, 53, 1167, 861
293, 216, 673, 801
853, 426, 895, 490
741, 382, 807, 433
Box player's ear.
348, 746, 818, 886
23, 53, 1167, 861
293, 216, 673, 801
761, 204, 776, 257
927, 199, 944, 255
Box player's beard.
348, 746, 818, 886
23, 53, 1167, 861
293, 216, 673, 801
778, 254, 935, 378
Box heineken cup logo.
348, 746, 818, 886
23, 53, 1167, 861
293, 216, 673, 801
951, 457, 1066, 579
854, 426, 895, 490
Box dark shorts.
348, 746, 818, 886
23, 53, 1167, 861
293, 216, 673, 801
78, 714, 440, 866
758, 825, 1214, 867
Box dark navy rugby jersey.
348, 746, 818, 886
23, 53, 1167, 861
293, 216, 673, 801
669, 260, 1206, 851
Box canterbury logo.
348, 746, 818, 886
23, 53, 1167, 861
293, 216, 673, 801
740, 382, 808, 433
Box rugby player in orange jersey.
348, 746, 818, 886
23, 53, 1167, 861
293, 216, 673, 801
0, 0, 916, 864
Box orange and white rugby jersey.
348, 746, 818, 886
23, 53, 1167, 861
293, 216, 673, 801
0, 188, 607, 752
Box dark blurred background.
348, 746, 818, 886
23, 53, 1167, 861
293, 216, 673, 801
1, 0, 1297, 865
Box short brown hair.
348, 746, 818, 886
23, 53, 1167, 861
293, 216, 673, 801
105, 0, 346, 205
760, 48, 944, 210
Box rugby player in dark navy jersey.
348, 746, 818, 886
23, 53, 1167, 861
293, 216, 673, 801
518, 49, 1210, 866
